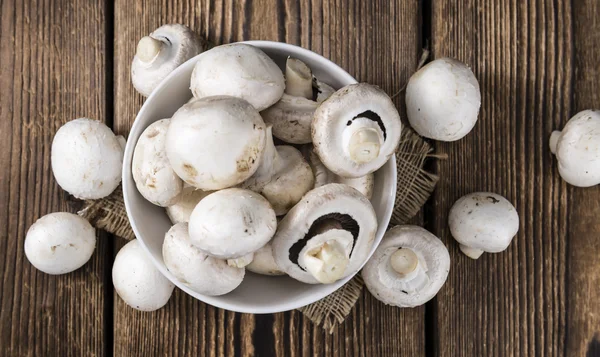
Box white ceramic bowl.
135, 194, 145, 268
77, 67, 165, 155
123, 41, 397, 314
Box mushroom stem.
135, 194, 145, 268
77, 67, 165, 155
549, 130, 561, 155
458, 244, 484, 259
136, 36, 163, 63
285, 57, 313, 99
390, 248, 430, 291
227, 252, 255, 268
303, 240, 349, 284
309, 150, 334, 188
343, 118, 384, 164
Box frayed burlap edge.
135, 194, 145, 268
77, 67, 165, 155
297, 128, 439, 333
76, 129, 440, 333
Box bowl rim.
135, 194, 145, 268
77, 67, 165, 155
122, 40, 397, 314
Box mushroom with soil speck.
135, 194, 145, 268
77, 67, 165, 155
272, 183, 378, 284
51, 118, 124, 199
549, 109, 600, 187
188, 188, 277, 259
261, 57, 335, 144
132, 24, 205, 97
165, 96, 266, 190
162, 223, 244, 295
132, 119, 183, 207
312, 83, 402, 178
24, 212, 96, 275
240, 126, 314, 215
112, 239, 174, 311
448, 192, 519, 259
190, 44, 285, 111
405, 57, 481, 141
362, 225, 450, 307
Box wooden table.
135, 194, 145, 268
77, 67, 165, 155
1, 0, 599, 356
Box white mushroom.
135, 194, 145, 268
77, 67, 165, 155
226, 253, 255, 268
304, 145, 374, 199
362, 225, 450, 308
132, 119, 183, 207
241, 126, 314, 215
312, 83, 402, 178
51, 118, 124, 199
261, 57, 335, 144
112, 239, 174, 311
272, 183, 378, 284
165, 185, 211, 224
448, 192, 519, 259
132, 24, 205, 97
549, 109, 600, 187
405, 57, 481, 141
165, 96, 266, 190
188, 188, 277, 259
190, 44, 285, 111
162, 223, 244, 295
246, 242, 285, 276
24, 212, 96, 275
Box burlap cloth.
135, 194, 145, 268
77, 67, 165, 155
78, 128, 439, 333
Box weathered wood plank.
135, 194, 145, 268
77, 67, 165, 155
430, 0, 572, 356
113, 0, 423, 356
0, 0, 110, 356
567, 1, 600, 356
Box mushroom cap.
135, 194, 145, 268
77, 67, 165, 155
112, 239, 174, 311
448, 192, 519, 255
188, 188, 277, 259
165, 96, 266, 190
51, 118, 123, 199
405, 57, 481, 141
272, 183, 378, 284
312, 83, 402, 178
24, 212, 96, 275
190, 44, 285, 111
162, 223, 244, 295
552, 110, 600, 187
362, 225, 450, 307
132, 24, 204, 97
166, 186, 211, 224
261, 80, 335, 144
132, 119, 183, 207
246, 242, 285, 276
260, 146, 315, 215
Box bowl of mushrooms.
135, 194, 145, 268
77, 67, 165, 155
123, 40, 400, 313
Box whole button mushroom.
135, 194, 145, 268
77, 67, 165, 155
52, 118, 124, 199
549, 110, 600, 187
241, 126, 314, 215
188, 188, 277, 259
112, 239, 174, 311
362, 226, 450, 307
131, 24, 205, 97
304, 145, 374, 199
246, 242, 285, 276
312, 83, 402, 178
262, 57, 335, 144
162, 223, 245, 295
165, 185, 211, 224
165, 96, 266, 190
272, 183, 378, 284
448, 192, 519, 259
190, 44, 285, 111
132, 119, 183, 207
405, 57, 481, 141
24, 212, 96, 275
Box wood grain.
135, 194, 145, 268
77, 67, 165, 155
113, 0, 423, 356
0, 0, 110, 356
430, 0, 577, 356
568, 1, 600, 356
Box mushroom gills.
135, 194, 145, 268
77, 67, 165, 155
290, 213, 359, 284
